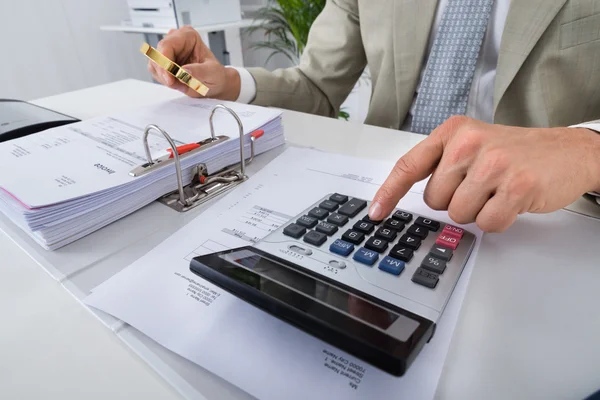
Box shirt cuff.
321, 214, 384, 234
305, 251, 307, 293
570, 121, 600, 134
226, 66, 257, 104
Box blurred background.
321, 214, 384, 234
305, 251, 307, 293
0, 0, 370, 122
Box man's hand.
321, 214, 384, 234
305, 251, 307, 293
369, 116, 600, 232
148, 26, 241, 101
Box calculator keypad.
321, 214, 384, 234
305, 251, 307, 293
282, 195, 470, 291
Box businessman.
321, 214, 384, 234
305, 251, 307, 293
150, 0, 600, 232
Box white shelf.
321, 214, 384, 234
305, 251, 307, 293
100, 18, 260, 35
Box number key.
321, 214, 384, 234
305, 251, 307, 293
407, 224, 428, 239
342, 229, 365, 245
389, 245, 413, 262
375, 227, 397, 241
353, 220, 374, 234
364, 237, 388, 253
398, 234, 421, 250
384, 218, 404, 231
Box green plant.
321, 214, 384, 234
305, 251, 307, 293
246, 0, 326, 65
247, 0, 355, 120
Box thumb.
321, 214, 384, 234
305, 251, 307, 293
369, 135, 444, 220
178, 62, 219, 97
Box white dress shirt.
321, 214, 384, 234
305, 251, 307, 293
231, 0, 600, 133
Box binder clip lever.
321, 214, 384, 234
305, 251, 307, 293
153, 104, 260, 212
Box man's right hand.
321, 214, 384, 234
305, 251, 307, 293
148, 26, 241, 101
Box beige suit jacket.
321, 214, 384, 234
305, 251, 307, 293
247, 0, 600, 130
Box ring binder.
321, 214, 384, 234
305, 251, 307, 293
129, 104, 261, 213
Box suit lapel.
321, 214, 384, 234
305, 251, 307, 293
393, 0, 438, 123
493, 0, 568, 115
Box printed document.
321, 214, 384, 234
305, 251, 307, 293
86, 147, 482, 400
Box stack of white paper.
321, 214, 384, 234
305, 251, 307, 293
0, 97, 284, 250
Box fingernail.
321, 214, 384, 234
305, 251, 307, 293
369, 201, 383, 220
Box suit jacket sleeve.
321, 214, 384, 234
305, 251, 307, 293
247, 0, 366, 118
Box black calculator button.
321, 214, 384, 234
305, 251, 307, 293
342, 229, 365, 245
303, 230, 327, 247
412, 267, 439, 288
421, 256, 446, 274
407, 224, 429, 239
362, 215, 383, 225
316, 222, 338, 236
429, 245, 453, 261
353, 221, 374, 234
364, 237, 388, 253
398, 234, 421, 250
319, 200, 339, 212
389, 245, 413, 262
392, 210, 413, 222
375, 227, 397, 241
308, 207, 329, 220
329, 193, 349, 204
338, 198, 367, 217
296, 215, 318, 229
415, 216, 440, 231
327, 213, 349, 226
384, 218, 405, 231
283, 223, 306, 239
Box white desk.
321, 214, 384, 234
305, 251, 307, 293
2, 79, 600, 400
101, 19, 259, 67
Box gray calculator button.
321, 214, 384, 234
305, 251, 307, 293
303, 230, 327, 247
329, 193, 349, 204
327, 213, 349, 226
297, 215, 318, 228
319, 200, 339, 212
308, 207, 329, 220
288, 245, 313, 256
316, 222, 338, 236
329, 260, 346, 269
412, 267, 439, 288
421, 256, 446, 274
283, 223, 306, 239
338, 198, 367, 217
429, 245, 453, 261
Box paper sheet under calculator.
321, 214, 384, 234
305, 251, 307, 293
85, 147, 483, 400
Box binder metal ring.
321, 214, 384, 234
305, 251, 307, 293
130, 104, 262, 212
142, 124, 189, 206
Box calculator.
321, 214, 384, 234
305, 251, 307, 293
190, 194, 475, 376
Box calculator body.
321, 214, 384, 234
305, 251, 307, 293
190, 194, 476, 376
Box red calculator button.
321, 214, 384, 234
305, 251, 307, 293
436, 234, 459, 250
442, 224, 464, 239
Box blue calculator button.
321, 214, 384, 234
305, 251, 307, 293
353, 248, 379, 266
329, 239, 354, 256
378, 256, 405, 276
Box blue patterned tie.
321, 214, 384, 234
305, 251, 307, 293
411, 0, 494, 134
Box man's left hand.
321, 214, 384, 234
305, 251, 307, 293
368, 116, 600, 232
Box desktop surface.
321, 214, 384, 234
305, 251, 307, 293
1, 79, 599, 399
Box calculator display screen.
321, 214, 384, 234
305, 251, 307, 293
226, 249, 400, 330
